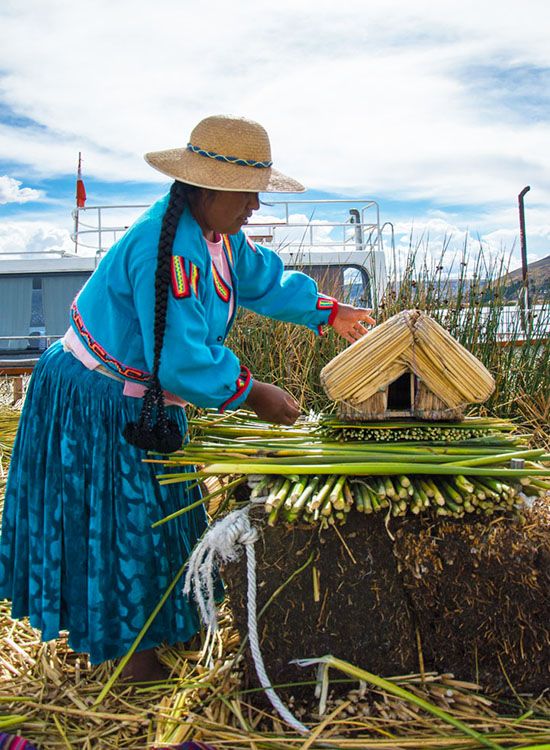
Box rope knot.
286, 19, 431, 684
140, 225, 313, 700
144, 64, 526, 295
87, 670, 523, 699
183, 506, 257, 629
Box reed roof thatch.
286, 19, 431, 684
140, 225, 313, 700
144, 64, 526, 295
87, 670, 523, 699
321, 309, 495, 410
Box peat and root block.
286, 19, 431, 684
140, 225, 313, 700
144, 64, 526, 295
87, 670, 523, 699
223, 499, 549, 701
394, 499, 550, 695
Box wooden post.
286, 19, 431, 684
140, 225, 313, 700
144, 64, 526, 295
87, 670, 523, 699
12, 376, 24, 405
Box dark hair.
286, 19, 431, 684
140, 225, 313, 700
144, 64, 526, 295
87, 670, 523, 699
124, 180, 197, 453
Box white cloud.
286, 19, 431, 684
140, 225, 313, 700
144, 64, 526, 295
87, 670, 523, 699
385, 216, 538, 278
1, 1, 550, 191
0, 175, 42, 204
0, 0, 549, 265
0, 221, 73, 255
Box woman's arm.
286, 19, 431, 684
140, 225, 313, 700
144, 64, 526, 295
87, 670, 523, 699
233, 234, 375, 337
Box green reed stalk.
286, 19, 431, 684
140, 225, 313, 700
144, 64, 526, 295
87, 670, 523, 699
177, 462, 550, 479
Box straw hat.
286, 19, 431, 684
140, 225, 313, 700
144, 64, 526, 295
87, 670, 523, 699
145, 114, 305, 193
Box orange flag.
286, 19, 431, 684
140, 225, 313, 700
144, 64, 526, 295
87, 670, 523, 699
76, 152, 86, 208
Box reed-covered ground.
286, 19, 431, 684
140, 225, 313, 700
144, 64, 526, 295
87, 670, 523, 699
0, 245, 549, 749
1, 400, 549, 749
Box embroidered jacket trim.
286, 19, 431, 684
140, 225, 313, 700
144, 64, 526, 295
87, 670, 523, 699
211, 262, 231, 303
189, 262, 200, 296
171, 256, 191, 298
219, 366, 251, 413
221, 233, 235, 264
316, 295, 339, 331
71, 302, 150, 382
171, 257, 200, 299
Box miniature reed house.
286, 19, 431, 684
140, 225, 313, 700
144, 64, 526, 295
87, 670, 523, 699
320, 309, 495, 421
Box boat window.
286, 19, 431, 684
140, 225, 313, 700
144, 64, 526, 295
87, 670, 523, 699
287, 264, 371, 306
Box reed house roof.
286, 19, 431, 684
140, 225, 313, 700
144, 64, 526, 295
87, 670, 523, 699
320, 309, 495, 411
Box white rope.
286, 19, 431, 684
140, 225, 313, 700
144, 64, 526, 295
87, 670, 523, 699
183, 506, 258, 630
183, 504, 309, 735
243, 533, 309, 733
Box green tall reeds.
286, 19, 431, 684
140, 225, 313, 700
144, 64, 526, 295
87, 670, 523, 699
227, 241, 549, 436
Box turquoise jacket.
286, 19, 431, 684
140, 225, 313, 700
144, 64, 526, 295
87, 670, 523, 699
70, 193, 338, 411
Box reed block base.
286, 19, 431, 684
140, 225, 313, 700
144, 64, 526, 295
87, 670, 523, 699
224, 499, 549, 702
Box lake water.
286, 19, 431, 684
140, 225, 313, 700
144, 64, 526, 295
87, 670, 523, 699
441, 304, 549, 341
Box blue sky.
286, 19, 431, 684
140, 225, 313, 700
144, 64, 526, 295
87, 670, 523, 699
1, 0, 549, 274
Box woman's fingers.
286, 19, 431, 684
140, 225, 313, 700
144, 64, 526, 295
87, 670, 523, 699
283, 394, 301, 423
354, 308, 376, 326
330, 303, 376, 342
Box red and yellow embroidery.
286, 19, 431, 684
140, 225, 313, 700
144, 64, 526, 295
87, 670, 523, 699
220, 365, 252, 413
171, 256, 191, 298
71, 302, 150, 382
211, 262, 231, 303
171, 257, 200, 298
189, 262, 200, 296
221, 234, 235, 264
316, 295, 339, 328
316, 295, 335, 311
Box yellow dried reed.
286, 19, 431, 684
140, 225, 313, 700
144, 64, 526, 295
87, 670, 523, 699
321, 310, 495, 411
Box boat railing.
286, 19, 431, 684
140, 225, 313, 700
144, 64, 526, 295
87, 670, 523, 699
437, 304, 550, 343
0, 334, 62, 351
71, 199, 383, 256
0, 335, 63, 378
72, 203, 149, 254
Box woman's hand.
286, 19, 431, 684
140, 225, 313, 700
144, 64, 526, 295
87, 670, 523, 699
331, 303, 376, 343
245, 380, 301, 425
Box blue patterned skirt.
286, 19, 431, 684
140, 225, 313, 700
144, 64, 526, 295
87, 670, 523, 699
0, 341, 210, 663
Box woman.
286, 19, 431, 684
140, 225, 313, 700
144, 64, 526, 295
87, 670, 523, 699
0, 114, 374, 681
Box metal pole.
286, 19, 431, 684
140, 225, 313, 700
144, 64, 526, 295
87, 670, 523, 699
381, 221, 396, 290
74, 152, 82, 254
518, 186, 531, 329
98, 207, 103, 255
349, 209, 363, 250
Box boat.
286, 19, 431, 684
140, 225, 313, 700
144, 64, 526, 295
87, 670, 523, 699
0, 198, 388, 375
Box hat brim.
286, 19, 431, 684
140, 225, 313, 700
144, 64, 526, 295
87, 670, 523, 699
144, 148, 305, 193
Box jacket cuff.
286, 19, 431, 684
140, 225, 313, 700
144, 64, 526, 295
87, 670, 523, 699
219, 366, 253, 413
316, 295, 339, 336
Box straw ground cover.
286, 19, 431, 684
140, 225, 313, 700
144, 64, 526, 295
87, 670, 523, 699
2, 399, 550, 748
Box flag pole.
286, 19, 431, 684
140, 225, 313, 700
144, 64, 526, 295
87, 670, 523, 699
74, 152, 81, 254
74, 152, 87, 254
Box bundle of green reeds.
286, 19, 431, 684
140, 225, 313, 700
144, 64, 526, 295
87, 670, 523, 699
152, 410, 550, 530
253, 471, 546, 528
317, 416, 514, 443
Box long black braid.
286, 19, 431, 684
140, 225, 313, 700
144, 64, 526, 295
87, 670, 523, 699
124, 180, 196, 453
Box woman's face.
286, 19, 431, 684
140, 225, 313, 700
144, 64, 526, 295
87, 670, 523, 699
194, 189, 260, 237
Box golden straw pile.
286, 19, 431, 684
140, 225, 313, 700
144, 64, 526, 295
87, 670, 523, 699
320, 309, 495, 408
2, 596, 550, 749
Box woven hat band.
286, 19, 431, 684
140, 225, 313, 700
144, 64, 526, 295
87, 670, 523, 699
186, 143, 273, 169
